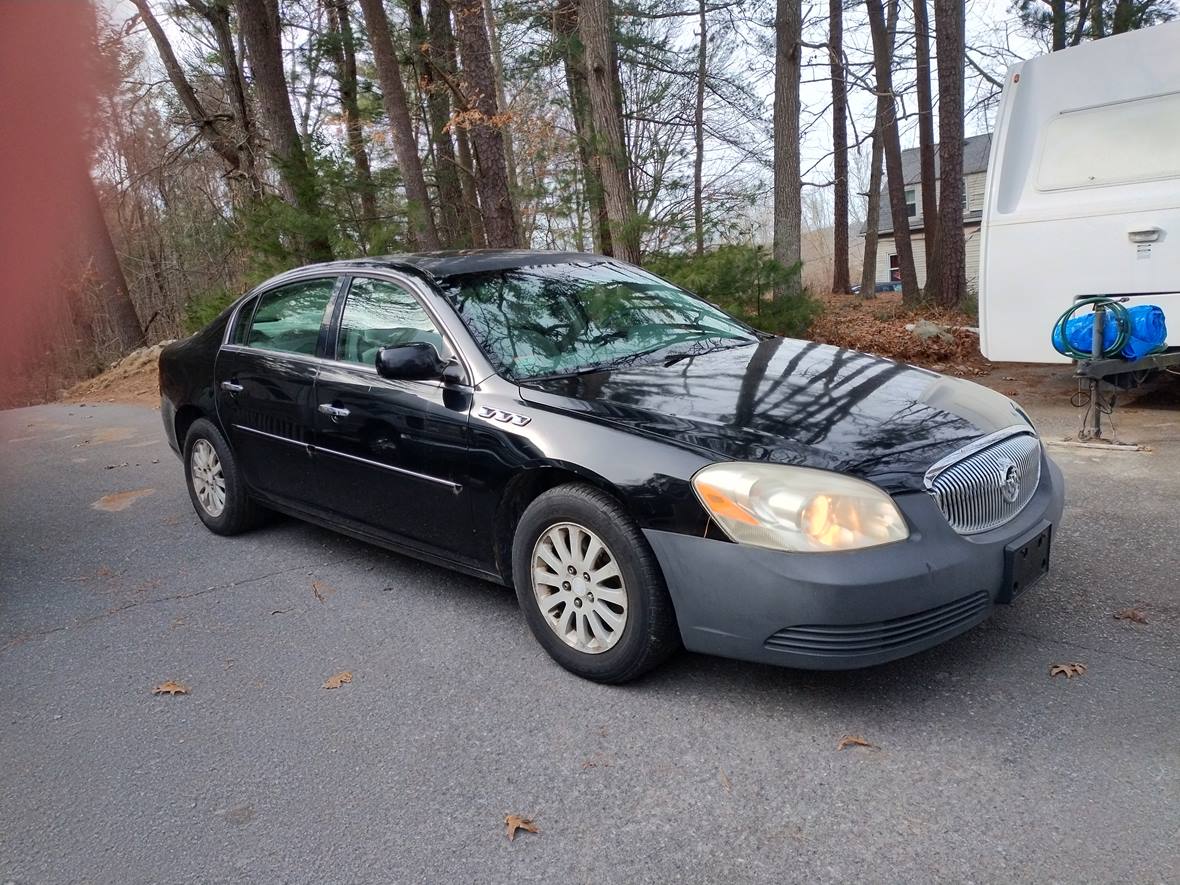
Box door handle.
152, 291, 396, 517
220, 380, 244, 393
318, 403, 350, 419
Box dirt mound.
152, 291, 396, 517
62, 341, 174, 406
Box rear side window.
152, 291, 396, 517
245, 279, 336, 356
336, 278, 450, 366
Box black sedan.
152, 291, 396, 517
159, 251, 1064, 683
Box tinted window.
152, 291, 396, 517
245, 279, 335, 356
336, 278, 449, 366
439, 261, 755, 381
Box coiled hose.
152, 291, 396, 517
1051, 296, 1130, 360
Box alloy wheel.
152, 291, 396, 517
531, 522, 628, 654
190, 438, 226, 518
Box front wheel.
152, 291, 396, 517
511, 484, 680, 683
183, 418, 264, 536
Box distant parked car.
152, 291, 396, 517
850, 281, 904, 295
159, 251, 1064, 682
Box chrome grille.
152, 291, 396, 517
925, 429, 1041, 534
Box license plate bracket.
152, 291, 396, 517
999, 521, 1052, 604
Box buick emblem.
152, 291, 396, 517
998, 460, 1021, 503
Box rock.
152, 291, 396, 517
909, 319, 954, 344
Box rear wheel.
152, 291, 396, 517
512, 484, 679, 683
183, 418, 264, 536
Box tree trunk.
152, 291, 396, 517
859, 119, 885, 298
933, 0, 966, 308
450, 0, 520, 247
482, 0, 522, 234
554, 0, 612, 254
914, 0, 938, 294
772, 0, 802, 298
578, 0, 641, 263
693, 0, 707, 256
357, 0, 442, 250
325, 0, 379, 247
409, 0, 469, 246
234, 0, 333, 261
1051, 0, 1067, 48
828, 0, 850, 292
84, 173, 145, 351
865, 0, 920, 306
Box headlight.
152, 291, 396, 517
692, 463, 909, 553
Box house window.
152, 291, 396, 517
962, 189, 968, 213
904, 188, 917, 217
889, 254, 901, 281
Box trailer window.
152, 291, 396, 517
1037, 91, 1180, 191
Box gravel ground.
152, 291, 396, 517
1, 399, 1177, 884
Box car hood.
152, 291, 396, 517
517, 336, 1032, 493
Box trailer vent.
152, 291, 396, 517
925, 431, 1041, 534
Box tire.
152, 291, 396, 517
511, 483, 680, 683
183, 417, 264, 536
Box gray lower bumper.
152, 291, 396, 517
644, 455, 1065, 670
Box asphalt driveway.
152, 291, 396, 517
1, 400, 1177, 883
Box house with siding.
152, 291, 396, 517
865, 132, 991, 291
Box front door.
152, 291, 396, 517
215, 276, 338, 505
311, 275, 473, 558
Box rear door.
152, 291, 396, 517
310, 274, 474, 558
215, 276, 340, 505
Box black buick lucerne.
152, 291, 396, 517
159, 251, 1064, 683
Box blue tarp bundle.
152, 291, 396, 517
1052, 304, 1168, 361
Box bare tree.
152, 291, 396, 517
450, 0, 520, 247
579, 0, 641, 262
324, 0, 378, 247
693, 0, 708, 256
933, 0, 966, 307
858, 0, 896, 299
235, 0, 333, 260
357, 0, 442, 250
829, 0, 850, 292
130, 0, 255, 196
914, 0, 938, 290
482, 0, 522, 233
773, 0, 802, 298
866, 0, 920, 305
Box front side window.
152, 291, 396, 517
438, 260, 757, 382
336, 277, 449, 366
245, 279, 336, 356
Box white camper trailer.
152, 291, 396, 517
979, 21, 1180, 363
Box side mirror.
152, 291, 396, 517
375, 342, 447, 381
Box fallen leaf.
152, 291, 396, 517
311, 580, 336, 603
271, 607, 294, 615
836, 734, 877, 751
1113, 608, 1148, 624
505, 814, 539, 841
322, 671, 352, 689
1049, 662, 1087, 678
718, 768, 733, 792
152, 680, 189, 696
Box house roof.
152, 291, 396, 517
861, 132, 992, 236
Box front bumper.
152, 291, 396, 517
644, 454, 1065, 670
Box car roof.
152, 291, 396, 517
292, 249, 599, 283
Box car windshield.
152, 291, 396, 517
438, 260, 758, 382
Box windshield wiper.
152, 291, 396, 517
519, 332, 756, 383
